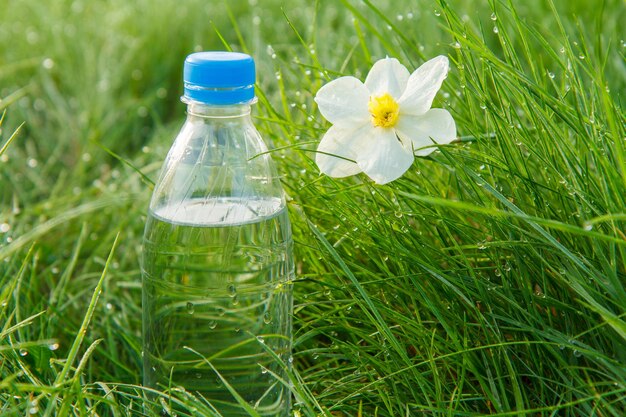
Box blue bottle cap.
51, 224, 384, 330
183, 51, 255, 105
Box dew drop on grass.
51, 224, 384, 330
490, 12, 497, 20
263, 312, 272, 324
48, 342, 59, 351
0, 223, 10, 233
42, 58, 55, 69
493, 26, 499, 34
583, 222, 593, 231
186, 302, 194, 314
208, 320, 217, 329
433, 9, 441, 16
19, 349, 28, 357
548, 71, 555, 79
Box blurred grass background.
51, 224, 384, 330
1, 0, 625, 415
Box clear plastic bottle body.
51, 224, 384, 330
142, 101, 293, 416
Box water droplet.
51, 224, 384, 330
19, 349, 28, 357
559, 46, 566, 53
227, 284, 237, 297
186, 302, 195, 314
493, 26, 499, 34
232, 295, 239, 305
42, 58, 55, 69
451, 41, 461, 49
48, 342, 59, 351
29, 407, 38, 415
217, 307, 226, 317
579, 54, 585, 60
396, 14, 403, 21
434, 9, 441, 16
261, 366, 268, 374
548, 71, 555, 79
0, 223, 10, 233
583, 222, 593, 231
394, 211, 403, 218
208, 320, 217, 329
573, 350, 582, 357
263, 312, 272, 324
257, 336, 265, 344
490, 12, 497, 20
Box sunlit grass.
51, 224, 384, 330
1, 0, 624, 415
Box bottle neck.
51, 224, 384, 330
184, 99, 254, 119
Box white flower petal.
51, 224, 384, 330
395, 108, 457, 156
315, 124, 364, 178
364, 57, 411, 99
356, 127, 414, 184
398, 55, 449, 116
314, 76, 371, 126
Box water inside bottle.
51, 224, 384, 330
142, 196, 293, 416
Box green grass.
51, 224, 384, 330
1, 0, 625, 415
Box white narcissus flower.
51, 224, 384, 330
314, 56, 456, 184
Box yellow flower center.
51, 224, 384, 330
368, 93, 400, 128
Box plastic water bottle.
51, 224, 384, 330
141, 51, 293, 416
